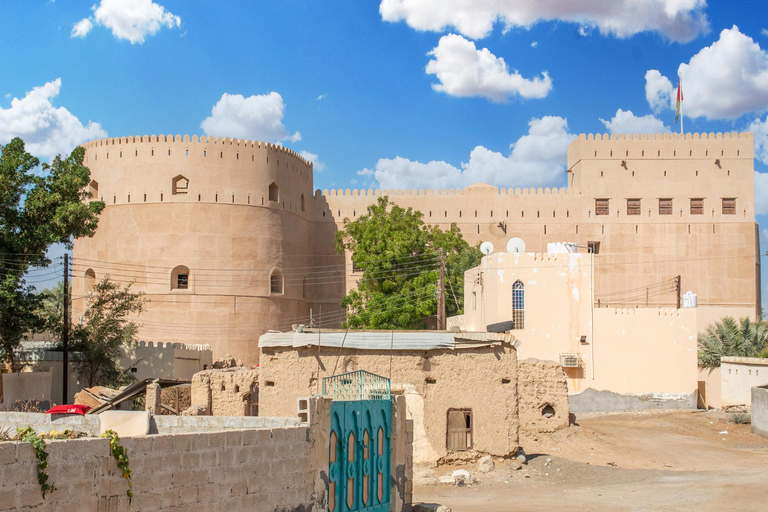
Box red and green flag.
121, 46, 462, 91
675, 77, 683, 123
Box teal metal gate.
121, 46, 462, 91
324, 371, 391, 512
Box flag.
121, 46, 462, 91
675, 77, 683, 123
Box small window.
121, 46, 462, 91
626, 198, 641, 216
447, 409, 473, 451
587, 241, 600, 254
270, 269, 283, 294
300, 193, 305, 212
84, 268, 96, 292
512, 280, 525, 329
269, 182, 279, 202
88, 180, 99, 200
690, 198, 704, 215
595, 199, 609, 216
171, 265, 190, 290
722, 198, 736, 215
659, 198, 673, 215
172, 175, 189, 195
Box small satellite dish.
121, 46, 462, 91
480, 241, 494, 255
506, 237, 526, 253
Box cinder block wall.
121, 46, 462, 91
0, 426, 318, 511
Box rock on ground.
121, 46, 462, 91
477, 455, 495, 473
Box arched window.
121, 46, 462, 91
171, 265, 190, 290
512, 280, 525, 329
88, 181, 98, 200
270, 269, 283, 294
300, 193, 305, 212
84, 268, 96, 292
172, 175, 189, 195
268, 182, 279, 202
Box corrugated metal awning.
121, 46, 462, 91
259, 330, 516, 351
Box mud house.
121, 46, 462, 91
71, 132, 759, 366
258, 330, 569, 464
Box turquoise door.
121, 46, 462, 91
328, 399, 390, 512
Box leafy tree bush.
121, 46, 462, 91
66, 277, 147, 387
334, 196, 481, 329
697, 316, 768, 368
0, 138, 103, 369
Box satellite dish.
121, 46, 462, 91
506, 237, 526, 253
480, 241, 495, 255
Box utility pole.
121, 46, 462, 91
62, 254, 69, 405
675, 275, 681, 309
437, 248, 446, 330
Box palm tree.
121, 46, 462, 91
697, 316, 768, 368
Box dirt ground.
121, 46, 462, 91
413, 409, 768, 512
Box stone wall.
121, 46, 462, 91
0, 425, 319, 511
751, 385, 768, 439
517, 359, 569, 433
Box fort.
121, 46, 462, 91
73, 132, 760, 365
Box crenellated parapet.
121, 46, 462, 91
317, 186, 572, 198
82, 134, 312, 166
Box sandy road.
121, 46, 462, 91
413, 410, 768, 512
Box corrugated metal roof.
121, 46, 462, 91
259, 330, 516, 351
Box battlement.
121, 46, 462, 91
137, 340, 212, 351
581, 131, 751, 142
81, 134, 312, 167
570, 131, 754, 165
605, 307, 684, 317
317, 186, 571, 198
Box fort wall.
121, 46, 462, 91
73, 133, 760, 365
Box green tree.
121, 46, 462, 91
334, 196, 481, 329
0, 138, 104, 369
66, 277, 147, 388
697, 316, 768, 368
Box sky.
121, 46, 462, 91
2, 0, 768, 308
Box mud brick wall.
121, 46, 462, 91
517, 359, 570, 433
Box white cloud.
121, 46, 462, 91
647, 26, 768, 120
71, 18, 93, 38
530, 41, 538, 48
749, 115, 768, 165
645, 69, 674, 114
599, 109, 671, 134
316, 94, 328, 101
73, 0, 181, 44
369, 116, 574, 190
0, 79, 107, 160
762, 28, 768, 37
426, 34, 552, 102
299, 150, 326, 172
380, 0, 709, 42
755, 172, 768, 215
200, 92, 301, 144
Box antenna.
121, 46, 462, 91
480, 241, 494, 255
506, 237, 526, 253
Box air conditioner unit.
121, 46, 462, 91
560, 353, 581, 368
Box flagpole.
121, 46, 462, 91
679, 75, 683, 135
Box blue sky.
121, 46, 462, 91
2, 0, 768, 307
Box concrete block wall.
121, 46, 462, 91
752, 386, 768, 439
0, 425, 317, 511
0, 412, 300, 437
